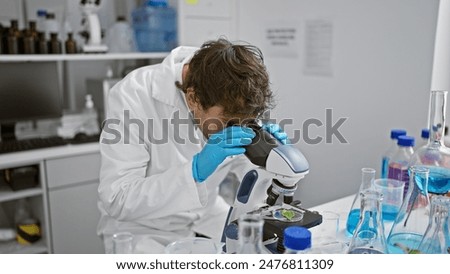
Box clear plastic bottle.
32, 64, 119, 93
409, 90, 450, 195
81, 94, 100, 136
388, 135, 415, 198
381, 129, 407, 178
132, 0, 177, 52
387, 166, 430, 254
283, 226, 311, 254
105, 16, 136, 53
15, 198, 41, 245
347, 189, 387, 254
36, 9, 47, 33
44, 12, 60, 40
345, 167, 376, 236
417, 195, 450, 254
416, 128, 430, 149
236, 214, 271, 254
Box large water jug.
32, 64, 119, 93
132, 0, 177, 52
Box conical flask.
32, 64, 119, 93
409, 90, 450, 195
417, 195, 450, 254
347, 189, 387, 254
387, 166, 430, 254
346, 168, 376, 236
236, 214, 271, 254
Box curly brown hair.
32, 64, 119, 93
177, 38, 274, 121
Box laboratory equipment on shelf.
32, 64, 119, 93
236, 214, 271, 254
381, 129, 407, 178
417, 195, 450, 254
408, 90, 450, 195
283, 226, 312, 254
132, 0, 177, 52
223, 121, 321, 254
347, 189, 387, 254
346, 168, 376, 236
387, 166, 430, 254
79, 0, 108, 53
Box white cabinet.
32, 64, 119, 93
46, 152, 103, 254
0, 161, 50, 254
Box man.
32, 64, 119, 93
97, 38, 286, 253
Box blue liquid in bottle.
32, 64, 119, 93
381, 204, 400, 221
427, 166, 450, 194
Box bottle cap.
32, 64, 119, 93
397, 135, 415, 147
37, 9, 47, 17
421, 128, 430, 139
283, 226, 311, 251
147, 0, 168, 7
390, 129, 407, 140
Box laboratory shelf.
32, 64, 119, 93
0, 239, 48, 254
0, 185, 42, 203
0, 52, 169, 62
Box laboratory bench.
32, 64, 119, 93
0, 142, 103, 254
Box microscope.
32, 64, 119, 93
223, 122, 322, 253
79, 0, 108, 53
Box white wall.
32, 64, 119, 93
237, 0, 439, 207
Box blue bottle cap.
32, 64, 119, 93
283, 226, 311, 251
397, 135, 415, 147
421, 128, 430, 139
147, 0, 168, 7
391, 129, 407, 140
37, 9, 47, 17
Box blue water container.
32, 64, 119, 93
132, 0, 177, 52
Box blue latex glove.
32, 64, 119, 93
193, 126, 255, 183
262, 123, 289, 144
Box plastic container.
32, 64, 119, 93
283, 226, 312, 254
387, 135, 415, 197
132, 0, 177, 52
416, 128, 430, 149
381, 129, 407, 178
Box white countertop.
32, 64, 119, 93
0, 143, 100, 169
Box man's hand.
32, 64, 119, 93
192, 126, 255, 183
262, 123, 289, 144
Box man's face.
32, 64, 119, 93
190, 104, 228, 138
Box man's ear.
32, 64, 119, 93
185, 88, 197, 110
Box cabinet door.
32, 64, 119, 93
48, 181, 104, 254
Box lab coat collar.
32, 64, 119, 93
151, 46, 197, 109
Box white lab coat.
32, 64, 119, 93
97, 46, 255, 253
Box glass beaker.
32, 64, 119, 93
112, 232, 134, 254
409, 90, 450, 195
417, 195, 450, 254
387, 166, 430, 254
236, 214, 271, 254
347, 189, 387, 254
346, 168, 376, 236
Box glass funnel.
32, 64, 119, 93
386, 166, 430, 254
409, 90, 450, 195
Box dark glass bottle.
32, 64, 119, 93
6, 19, 21, 54
47, 32, 61, 54
22, 29, 35, 54
65, 32, 77, 54
36, 31, 48, 54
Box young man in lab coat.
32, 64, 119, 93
97, 38, 286, 253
